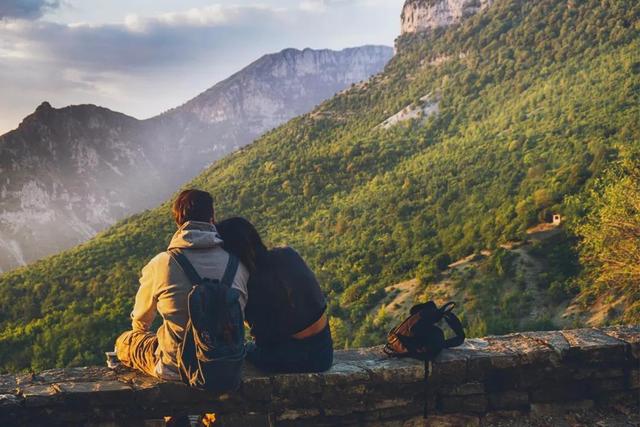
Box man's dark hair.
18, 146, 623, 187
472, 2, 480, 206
172, 189, 214, 226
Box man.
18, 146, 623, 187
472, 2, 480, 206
115, 189, 249, 380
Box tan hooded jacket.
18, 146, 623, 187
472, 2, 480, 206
131, 221, 249, 379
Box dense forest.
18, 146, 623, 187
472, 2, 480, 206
0, 0, 638, 372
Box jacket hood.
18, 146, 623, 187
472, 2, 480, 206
168, 221, 224, 250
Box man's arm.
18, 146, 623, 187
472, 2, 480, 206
130, 254, 162, 332
232, 261, 250, 312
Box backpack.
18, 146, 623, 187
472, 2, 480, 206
168, 249, 246, 393
384, 301, 465, 361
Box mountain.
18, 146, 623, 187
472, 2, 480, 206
0, 0, 638, 372
0, 46, 393, 273
148, 46, 395, 184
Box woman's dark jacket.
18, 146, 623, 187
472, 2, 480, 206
245, 247, 326, 346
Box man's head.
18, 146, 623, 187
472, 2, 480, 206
172, 189, 215, 227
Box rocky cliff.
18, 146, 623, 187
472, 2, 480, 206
152, 45, 394, 177
0, 46, 393, 273
0, 103, 156, 273
401, 0, 494, 34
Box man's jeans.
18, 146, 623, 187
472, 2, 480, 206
247, 324, 334, 373
115, 330, 160, 378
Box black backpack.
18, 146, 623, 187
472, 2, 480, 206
168, 249, 246, 393
384, 301, 465, 361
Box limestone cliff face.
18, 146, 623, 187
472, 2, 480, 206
401, 0, 494, 34
0, 103, 158, 273
0, 46, 393, 273
154, 46, 393, 169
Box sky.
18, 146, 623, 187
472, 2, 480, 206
0, 0, 405, 134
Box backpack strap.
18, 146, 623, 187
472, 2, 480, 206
440, 302, 456, 314
220, 254, 240, 288
168, 249, 202, 285
443, 311, 465, 348
169, 249, 240, 289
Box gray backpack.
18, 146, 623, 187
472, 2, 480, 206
168, 249, 245, 393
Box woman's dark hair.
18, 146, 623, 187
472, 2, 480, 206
216, 217, 268, 272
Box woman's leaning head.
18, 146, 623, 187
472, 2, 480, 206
216, 217, 267, 272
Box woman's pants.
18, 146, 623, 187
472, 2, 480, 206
246, 324, 333, 373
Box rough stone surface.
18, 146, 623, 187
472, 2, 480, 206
401, 0, 495, 34
602, 325, 640, 360
561, 328, 628, 362
0, 326, 638, 426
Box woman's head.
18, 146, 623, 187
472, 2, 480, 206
216, 217, 267, 272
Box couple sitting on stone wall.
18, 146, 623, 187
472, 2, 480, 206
114, 189, 333, 386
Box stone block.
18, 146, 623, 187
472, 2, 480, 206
631, 369, 639, 389
354, 356, 425, 384
15, 372, 36, 387
424, 414, 481, 427
600, 325, 640, 360
431, 350, 468, 384
0, 394, 22, 409
483, 368, 522, 392
217, 412, 273, 427
38, 366, 116, 384
530, 399, 594, 417
0, 376, 17, 395
54, 380, 132, 394
378, 416, 427, 427
116, 369, 162, 391
363, 400, 423, 422
278, 413, 359, 427
439, 394, 488, 414
151, 381, 210, 405
315, 385, 369, 414
520, 331, 570, 362
482, 410, 527, 425
461, 338, 522, 385
594, 390, 640, 406
486, 334, 554, 366
53, 381, 134, 407
589, 377, 627, 393
529, 381, 589, 403
439, 382, 485, 396
276, 408, 321, 421
487, 391, 529, 410
240, 375, 273, 402
20, 384, 58, 407
272, 372, 324, 398
518, 364, 570, 388
323, 361, 371, 386
571, 367, 624, 380
561, 328, 627, 363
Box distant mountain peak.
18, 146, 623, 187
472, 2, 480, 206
36, 101, 53, 112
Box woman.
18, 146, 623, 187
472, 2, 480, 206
216, 217, 333, 373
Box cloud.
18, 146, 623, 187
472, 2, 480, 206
0, 1, 403, 134
0, 5, 287, 71
0, 0, 60, 20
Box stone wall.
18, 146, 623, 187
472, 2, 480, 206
0, 326, 638, 426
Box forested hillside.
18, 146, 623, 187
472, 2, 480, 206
0, 0, 638, 372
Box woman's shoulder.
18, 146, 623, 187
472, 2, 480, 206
269, 247, 310, 270
270, 246, 300, 258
